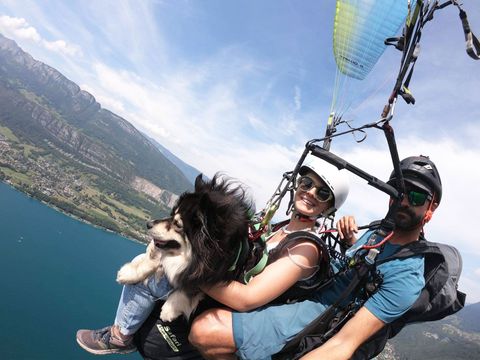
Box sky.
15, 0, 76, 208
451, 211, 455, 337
0, 0, 479, 302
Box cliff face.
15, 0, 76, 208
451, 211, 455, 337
131, 176, 179, 209
0, 33, 193, 240
0, 34, 100, 118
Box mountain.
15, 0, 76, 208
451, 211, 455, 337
456, 301, 480, 333
144, 134, 202, 185
0, 34, 192, 240
377, 302, 480, 360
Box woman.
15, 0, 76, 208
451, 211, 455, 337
203, 157, 350, 311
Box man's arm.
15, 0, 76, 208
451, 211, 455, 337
299, 307, 384, 360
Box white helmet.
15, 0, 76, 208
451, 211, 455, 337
298, 156, 350, 215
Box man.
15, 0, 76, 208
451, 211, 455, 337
188, 155, 442, 360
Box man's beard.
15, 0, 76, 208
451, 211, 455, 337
394, 206, 424, 231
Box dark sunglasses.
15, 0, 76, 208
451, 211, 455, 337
406, 189, 432, 207
298, 176, 333, 203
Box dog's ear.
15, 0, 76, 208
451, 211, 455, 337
194, 174, 204, 192
198, 192, 222, 234
198, 191, 213, 215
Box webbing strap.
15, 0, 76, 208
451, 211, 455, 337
275, 261, 372, 359
243, 220, 291, 283
227, 240, 244, 272
243, 248, 269, 284
459, 9, 480, 60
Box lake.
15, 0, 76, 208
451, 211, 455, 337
0, 182, 145, 360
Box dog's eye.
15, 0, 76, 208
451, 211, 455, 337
172, 219, 183, 232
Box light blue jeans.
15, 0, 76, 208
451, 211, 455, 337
114, 273, 173, 335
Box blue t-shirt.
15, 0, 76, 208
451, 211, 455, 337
314, 231, 425, 323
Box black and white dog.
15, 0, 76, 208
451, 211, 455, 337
116, 174, 252, 322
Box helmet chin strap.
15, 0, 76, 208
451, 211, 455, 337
321, 206, 336, 217
293, 207, 336, 222
293, 210, 317, 222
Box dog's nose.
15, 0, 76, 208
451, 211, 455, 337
146, 220, 155, 229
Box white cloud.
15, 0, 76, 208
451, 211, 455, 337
42, 39, 81, 57
459, 275, 480, 304
294, 85, 301, 111
247, 114, 268, 133
0, 15, 81, 56
0, 15, 40, 41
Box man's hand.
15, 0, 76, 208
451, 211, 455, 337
336, 216, 358, 245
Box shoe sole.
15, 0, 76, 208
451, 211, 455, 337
76, 338, 137, 355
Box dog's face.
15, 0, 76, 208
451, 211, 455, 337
146, 174, 252, 289
147, 211, 189, 256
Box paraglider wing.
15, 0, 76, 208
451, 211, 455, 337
333, 0, 413, 80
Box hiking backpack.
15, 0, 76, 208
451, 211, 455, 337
274, 237, 466, 360
352, 239, 466, 359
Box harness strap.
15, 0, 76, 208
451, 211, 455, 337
243, 247, 269, 284
273, 261, 373, 360
242, 220, 289, 283
227, 240, 244, 272
267, 231, 331, 289
459, 9, 480, 60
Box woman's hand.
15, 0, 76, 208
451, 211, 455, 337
336, 216, 358, 245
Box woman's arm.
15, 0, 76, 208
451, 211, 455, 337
202, 241, 320, 312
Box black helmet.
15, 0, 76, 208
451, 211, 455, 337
388, 155, 442, 203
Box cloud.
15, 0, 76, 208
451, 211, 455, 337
294, 85, 301, 111
0, 15, 81, 56
459, 275, 480, 304
42, 39, 81, 57
0, 15, 40, 41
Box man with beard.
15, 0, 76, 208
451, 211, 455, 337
189, 155, 442, 360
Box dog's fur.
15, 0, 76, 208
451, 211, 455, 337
116, 174, 252, 322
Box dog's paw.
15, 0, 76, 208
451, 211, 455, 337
116, 264, 141, 284
160, 301, 182, 322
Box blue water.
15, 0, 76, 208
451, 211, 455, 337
0, 182, 145, 360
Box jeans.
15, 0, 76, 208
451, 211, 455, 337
114, 273, 173, 335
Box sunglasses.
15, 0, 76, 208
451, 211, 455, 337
388, 180, 433, 207
298, 176, 333, 203
406, 189, 432, 207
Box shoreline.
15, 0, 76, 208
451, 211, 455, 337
0, 179, 148, 246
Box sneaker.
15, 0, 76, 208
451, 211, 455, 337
76, 326, 136, 355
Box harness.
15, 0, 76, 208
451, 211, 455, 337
272, 232, 466, 360
267, 231, 333, 304
234, 220, 335, 295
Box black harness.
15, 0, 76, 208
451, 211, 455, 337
267, 231, 333, 304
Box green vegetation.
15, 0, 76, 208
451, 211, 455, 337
0, 166, 33, 185
0, 125, 19, 142
19, 89, 47, 107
